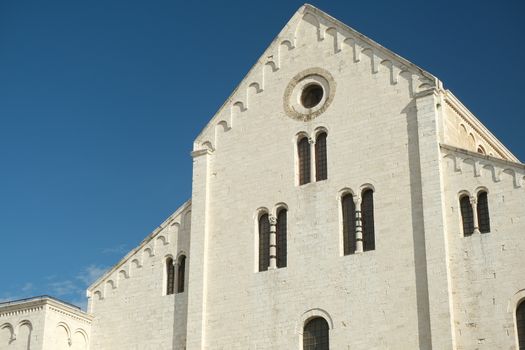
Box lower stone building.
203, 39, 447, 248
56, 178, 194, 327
2, 4, 525, 350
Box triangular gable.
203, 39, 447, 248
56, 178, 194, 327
193, 4, 438, 152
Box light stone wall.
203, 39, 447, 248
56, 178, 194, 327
0, 297, 92, 350
87, 202, 191, 350
442, 146, 525, 349
187, 6, 440, 350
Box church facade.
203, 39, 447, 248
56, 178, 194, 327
2, 4, 525, 350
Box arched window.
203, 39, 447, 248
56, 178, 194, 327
477, 191, 490, 233
177, 255, 186, 293
460, 194, 474, 236
166, 257, 175, 295
276, 209, 287, 268
361, 189, 375, 251
298, 136, 311, 185
477, 146, 486, 155
258, 213, 270, 271
303, 317, 329, 350
517, 300, 525, 350
315, 132, 327, 181
342, 193, 356, 255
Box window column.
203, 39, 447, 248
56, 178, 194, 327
470, 195, 480, 234
354, 195, 363, 253
269, 214, 277, 269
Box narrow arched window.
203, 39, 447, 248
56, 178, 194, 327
166, 258, 175, 295
177, 255, 186, 293
258, 213, 270, 271
361, 189, 375, 251
460, 195, 474, 236
517, 300, 525, 350
298, 136, 311, 185
315, 132, 327, 181
303, 317, 329, 350
342, 193, 356, 255
276, 209, 287, 268
477, 191, 490, 233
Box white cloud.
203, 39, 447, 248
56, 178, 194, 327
48, 280, 81, 297
76, 264, 108, 286
21, 282, 33, 292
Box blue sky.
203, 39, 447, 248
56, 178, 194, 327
1, 0, 523, 309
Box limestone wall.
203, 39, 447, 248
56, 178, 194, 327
87, 202, 191, 350
442, 145, 525, 349
0, 297, 91, 350
186, 6, 439, 349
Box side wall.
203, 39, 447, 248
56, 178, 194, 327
442, 147, 525, 349
88, 204, 191, 350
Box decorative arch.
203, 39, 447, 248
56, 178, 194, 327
295, 12, 322, 45
16, 320, 32, 349
379, 59, 394, 84
443, 153, 462, 172
361, 47, 378, 73
93, 290, 103, 301
156, 235, 168, 247
296, 308, 334, 334
72, 328, 89, 350
509, 289, 525, 349
118, 268, 129, 282
0, 323, 14, 344
143, 247, 154, 259
201, 140, 215, 153
131, 258, 142, 270
279, 40, 294, 65
56, 322, 71, 338
342, 37, 359, 62
325, 27, 339, 53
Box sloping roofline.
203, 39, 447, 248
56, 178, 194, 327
87, 199, 191, 292
193, 3, 439, 146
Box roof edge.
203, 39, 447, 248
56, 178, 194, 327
86, 199, 191, 293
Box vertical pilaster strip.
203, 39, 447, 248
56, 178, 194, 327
354, 196, 363, 253
186, 149, 211, 350
414, 89, 456, 349
269, 215, 277, 269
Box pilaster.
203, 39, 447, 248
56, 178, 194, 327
414, 89, 456, 349
186, 149, 212, 350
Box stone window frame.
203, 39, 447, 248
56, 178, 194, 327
457, 187, 490, 237
338, 187, 356, 256
274, 203, 289, 269
510, 289, 525, 349
255, 208, 271, 272
163, 255, 175, 296
360, 184, 376, 252
337, 183, 376, 255
296, 308, 334, 350
176, 252, 187, 294
458, 190, 475, 236
475, 187, 491, 234
294, 127, 329, 186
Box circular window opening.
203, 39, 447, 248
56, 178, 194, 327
301, 84, 324, 109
